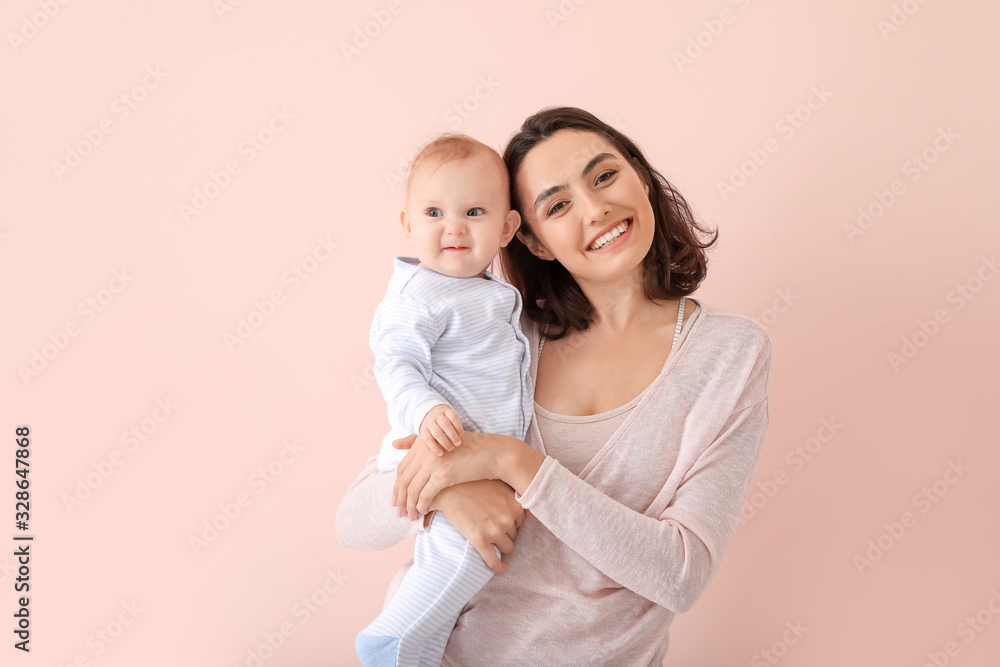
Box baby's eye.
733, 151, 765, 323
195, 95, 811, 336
467, 207, 485, 217
426, 208, 443, 217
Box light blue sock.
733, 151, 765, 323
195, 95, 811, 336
356, 513, 498, 667
355, 633, 400, 667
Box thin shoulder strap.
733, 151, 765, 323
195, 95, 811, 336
671, 297, 686, 351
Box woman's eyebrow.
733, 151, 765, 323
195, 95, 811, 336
532, 152, 616, 212
582, 152, 615, 177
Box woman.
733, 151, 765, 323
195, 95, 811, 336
336, 107, 771, 665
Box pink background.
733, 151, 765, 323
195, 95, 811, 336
3, 1, 999, 665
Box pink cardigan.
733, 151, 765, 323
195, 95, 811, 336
336, 300, 771, 665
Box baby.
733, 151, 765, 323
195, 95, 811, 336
355, 133, 533, 667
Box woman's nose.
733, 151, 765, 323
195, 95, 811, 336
578, 190, 611, 224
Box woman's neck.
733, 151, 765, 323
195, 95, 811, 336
575, 267, 673, 334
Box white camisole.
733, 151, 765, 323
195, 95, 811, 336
533, 297, 702, 476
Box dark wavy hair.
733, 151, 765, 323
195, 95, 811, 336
498, 107, 718, 340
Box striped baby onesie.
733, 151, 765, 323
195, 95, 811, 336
357, 255, 533, 666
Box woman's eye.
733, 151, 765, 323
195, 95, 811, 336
426, 208, 442, 217
467, 207, 485, 217
596, 169, 618, 185
545, 200, 567, 217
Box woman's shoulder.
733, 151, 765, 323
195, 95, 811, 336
692, 299, 771, 358
689, 300, 772, 410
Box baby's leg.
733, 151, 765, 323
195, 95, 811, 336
355, 513, 499, 667
376, 427, 411, 475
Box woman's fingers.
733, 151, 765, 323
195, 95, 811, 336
391, 434, 417, 449
393, 448, 418, 516
494, 533, 516, 555
415, 473, 446, 515
470, 538, 508, 574
405, 467, 434, 519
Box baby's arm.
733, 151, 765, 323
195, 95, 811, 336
370, 294, 464, 449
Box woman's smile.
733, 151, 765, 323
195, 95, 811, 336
586, 218, 632, 253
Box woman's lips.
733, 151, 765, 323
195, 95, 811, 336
587, 219, 633, 253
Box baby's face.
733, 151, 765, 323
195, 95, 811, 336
402, 153, 520, 279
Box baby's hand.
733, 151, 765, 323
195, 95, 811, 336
418, 404, 464, 456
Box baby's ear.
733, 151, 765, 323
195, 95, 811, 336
399, 209, 411, 240
499, 209, 521, 247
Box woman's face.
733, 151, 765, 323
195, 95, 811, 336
514, 129, 654, 287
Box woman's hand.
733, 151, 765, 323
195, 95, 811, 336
425, 480, 526, 574
392, 432, 509, 518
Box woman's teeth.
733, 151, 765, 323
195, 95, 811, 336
588, 220, 630, 250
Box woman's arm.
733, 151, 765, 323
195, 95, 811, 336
392, 397, 768, 614
508, 398, 769, 614
389, 323, 772, 614
335, 453, 426, 551
427, 479, 526, 573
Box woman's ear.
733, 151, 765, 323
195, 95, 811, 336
515, 226, 555, 261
